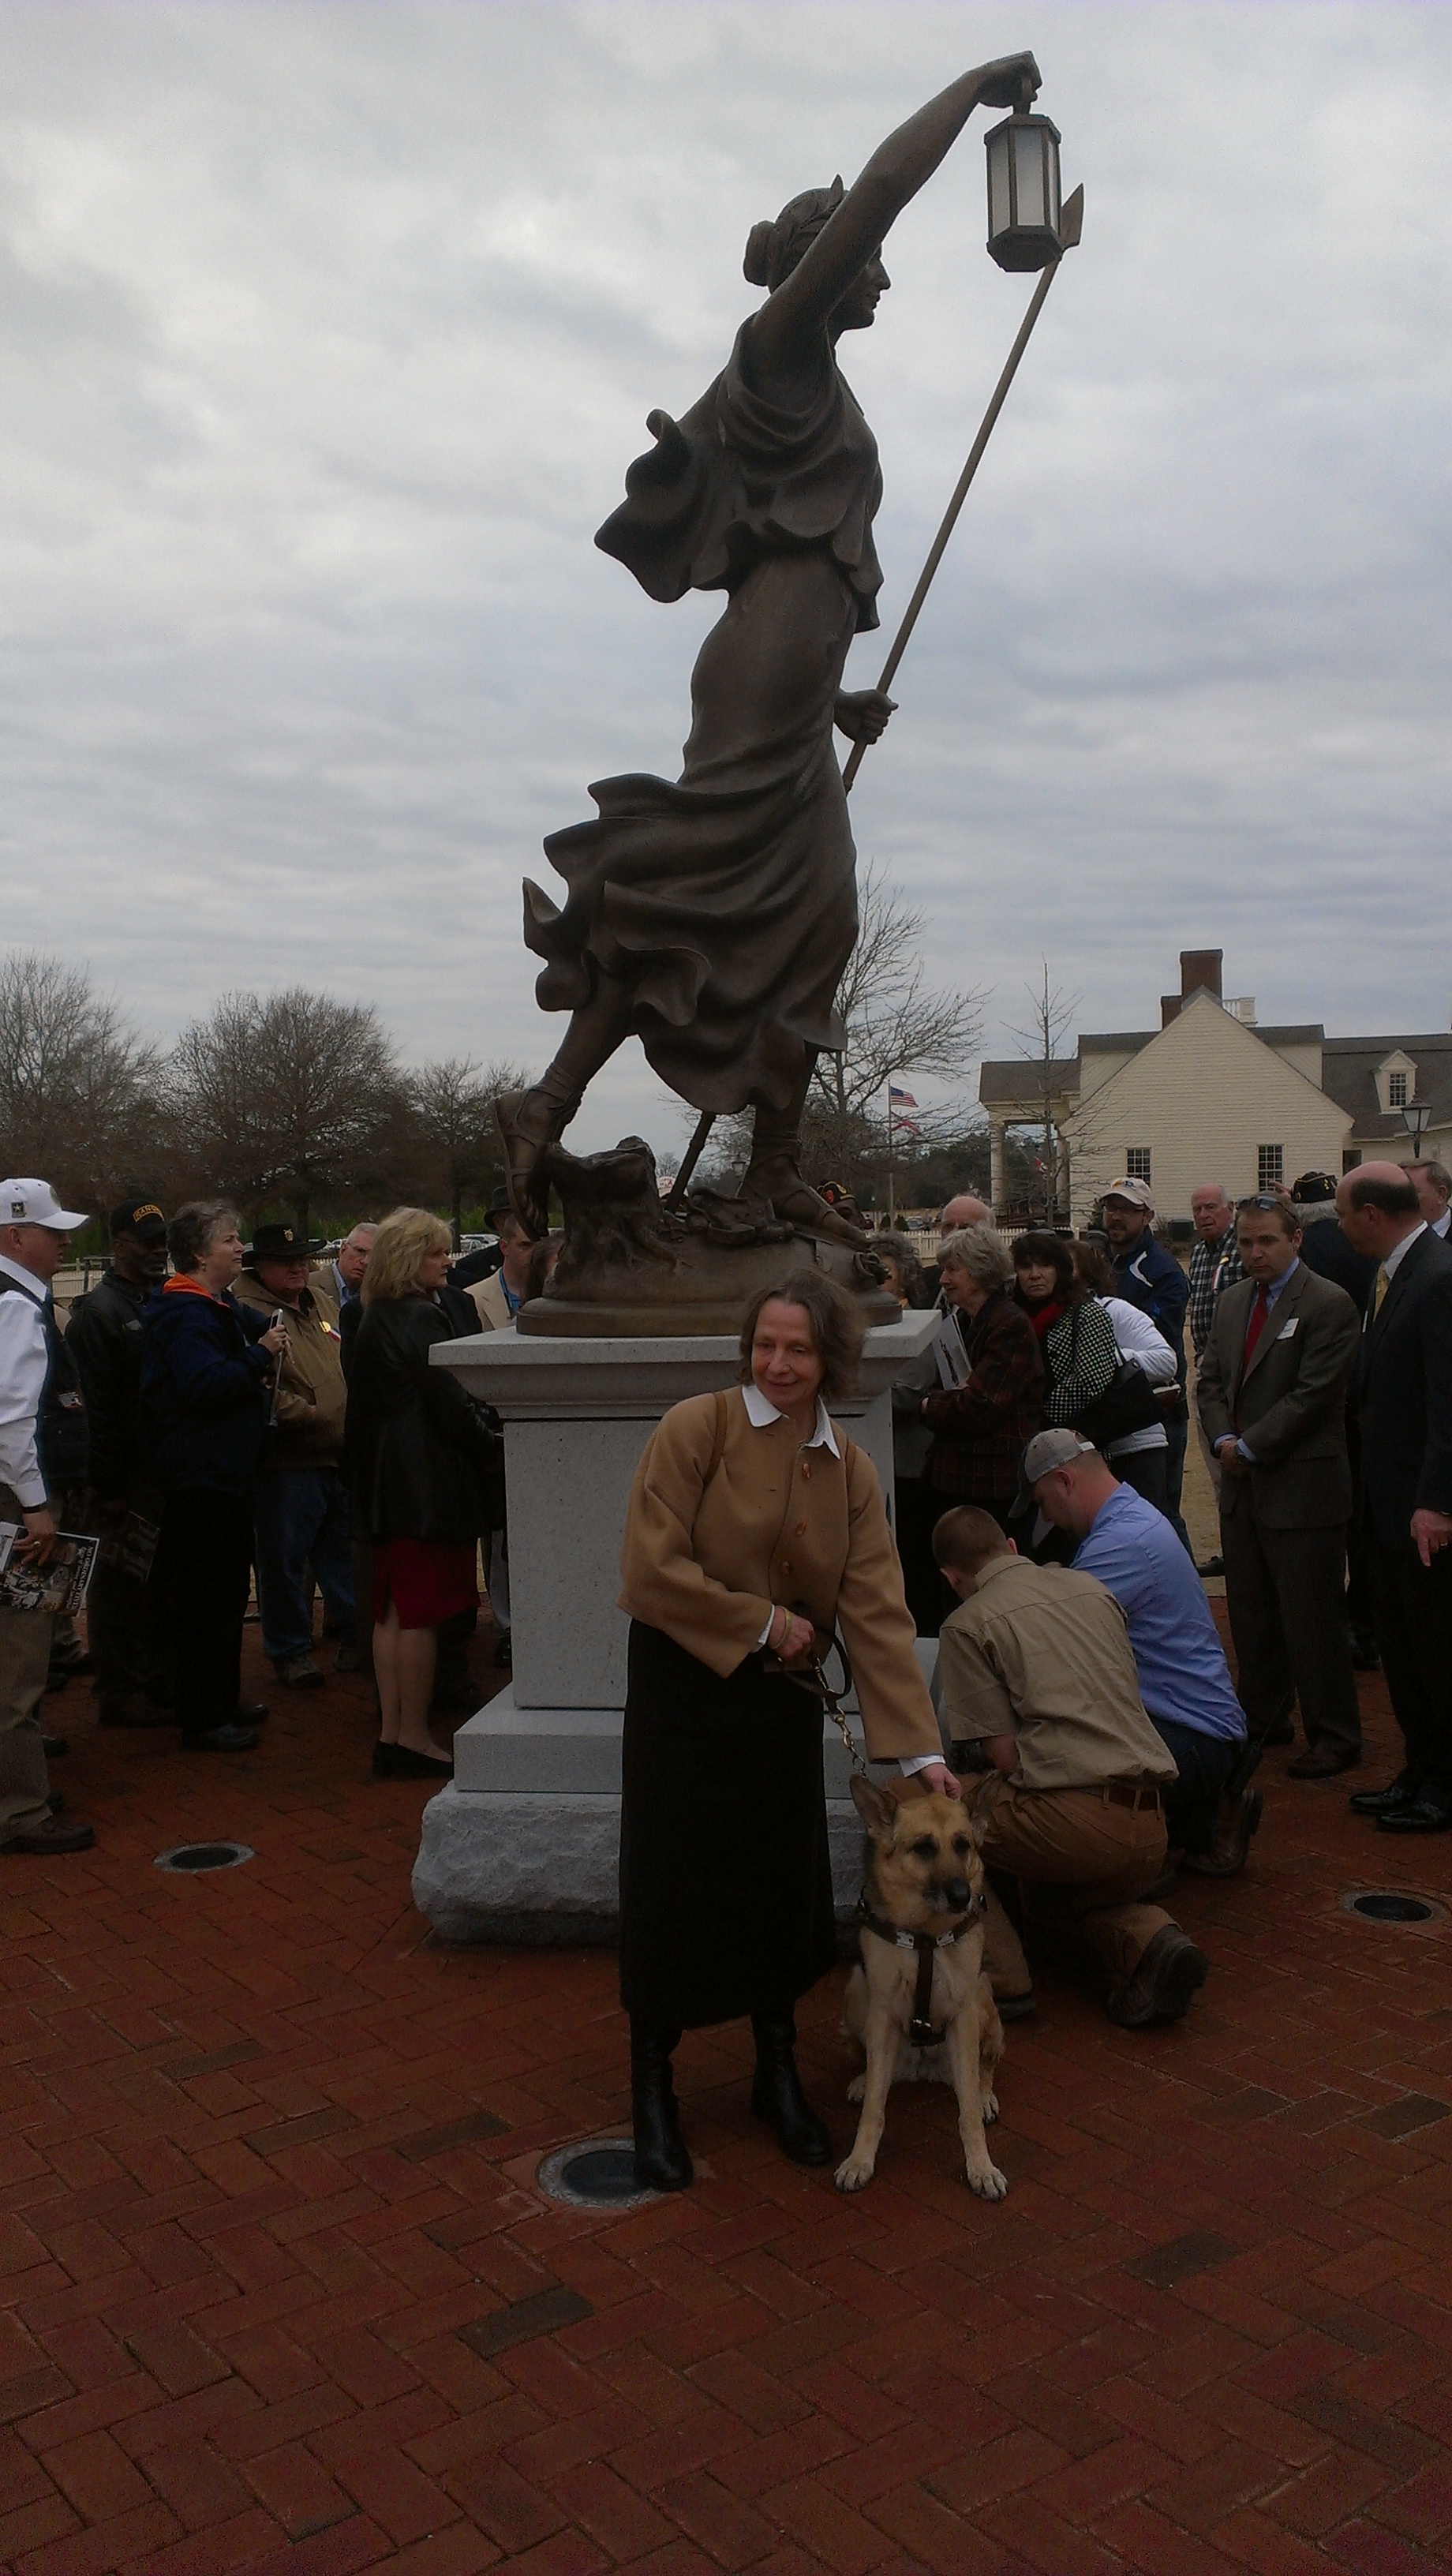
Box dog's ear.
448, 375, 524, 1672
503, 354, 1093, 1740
964, 1810, 986, 1851
850, 1773, 896, 1838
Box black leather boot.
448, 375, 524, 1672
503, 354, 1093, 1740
750, 2010, 833, 2166
629, 2021, 692, 2191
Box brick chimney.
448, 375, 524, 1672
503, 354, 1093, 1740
1161, 948, 1224, 1029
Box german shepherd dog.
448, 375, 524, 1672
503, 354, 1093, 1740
836, 1775, 1007, 2200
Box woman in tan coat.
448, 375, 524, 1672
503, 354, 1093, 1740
618, 1268, 956, 2189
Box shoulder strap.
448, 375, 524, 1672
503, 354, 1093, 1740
705, 1387, 729, 1485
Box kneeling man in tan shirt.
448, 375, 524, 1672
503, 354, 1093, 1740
934, 1504, 1209, 2028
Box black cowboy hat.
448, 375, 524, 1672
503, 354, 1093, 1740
244, 1222, 326, 1263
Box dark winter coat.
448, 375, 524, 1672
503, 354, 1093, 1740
138, 1283, 273, 1494
344, 1293, 499, 1544
66, 1268, 148, 1499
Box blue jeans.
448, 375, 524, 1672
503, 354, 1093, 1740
1153, 1714, 1240, 1856
253, 1468, 355, 1663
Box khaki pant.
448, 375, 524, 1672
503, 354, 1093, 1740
973, 1776, 1172, 1992
0, 1485, 53, 1837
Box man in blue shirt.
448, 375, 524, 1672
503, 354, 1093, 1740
1102, 1180, 1193, 1554
1027, 1428, 1255, 1874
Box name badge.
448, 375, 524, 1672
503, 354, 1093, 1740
1277, 1317, 1300, 1339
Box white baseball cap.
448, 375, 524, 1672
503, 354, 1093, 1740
0, 1178, 88, 1232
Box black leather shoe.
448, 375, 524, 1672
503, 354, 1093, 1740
1349, 1774, 1415, 1817
750, 2011, 833, 2166
181, 1724, 260, 1752
1378, 1792, 1452, 1834
372, 1741, 453, 1780
630, 2022, 692, 2191
1287, 1747, 1360, 1780
1195, 1553, 1225, 1578
235, 1702, 270, 1724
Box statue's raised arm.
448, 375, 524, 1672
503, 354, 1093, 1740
747, 54, 1040, 375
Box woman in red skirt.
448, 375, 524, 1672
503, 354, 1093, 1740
346, 1208, 500, 1777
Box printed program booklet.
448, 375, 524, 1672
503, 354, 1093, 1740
0, 1525, 101, 1618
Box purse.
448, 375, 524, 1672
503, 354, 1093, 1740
1065, 1309, 1162, 1446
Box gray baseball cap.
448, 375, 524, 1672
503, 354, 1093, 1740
1023, 1428, 1098, 1484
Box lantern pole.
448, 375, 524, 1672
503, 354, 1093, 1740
666, 186, 1083, 1220
841, 182, 1083, 796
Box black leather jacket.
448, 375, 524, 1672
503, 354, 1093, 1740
65, 1269, 147, 1498
344, 1293, 500, 1543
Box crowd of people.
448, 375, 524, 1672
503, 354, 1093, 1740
1, 1155, 1447, 2185
0, 1186, 511, 1853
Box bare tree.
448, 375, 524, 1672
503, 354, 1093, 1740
702, 867, 983, 1200
0, 951, 165, 1219
1005, 963, 1080, 1222
409, 1054, 531, 1246
170, 988, 405, 1240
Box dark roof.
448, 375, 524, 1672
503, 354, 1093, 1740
1320, 1035, 1452, 1138
979, 1057, 1080, 1105
980, 1018, 1328, 1108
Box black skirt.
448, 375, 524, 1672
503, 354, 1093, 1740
619, 1620, 837, 2031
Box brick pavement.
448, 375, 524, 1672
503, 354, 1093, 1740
3, 1611, 1451, 2576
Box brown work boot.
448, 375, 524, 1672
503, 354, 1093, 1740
1181, 1786, 1262, 1878
2, 1816, 96, 1855
1105, 1925, 1208, 2027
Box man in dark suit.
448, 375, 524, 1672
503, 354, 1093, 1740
1198, 1195, 1362, 1780
1337, 1162, 1452, 1833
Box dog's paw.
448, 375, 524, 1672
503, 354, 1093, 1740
845, 2073, 866, 2104
964, 2159, 1009, 2200
982, 2090, 999, 2124
834, 2153, 876, 2193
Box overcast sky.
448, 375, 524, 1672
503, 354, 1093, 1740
1, 1, 1449, 1155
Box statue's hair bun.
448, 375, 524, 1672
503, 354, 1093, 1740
743, 220, 777, 288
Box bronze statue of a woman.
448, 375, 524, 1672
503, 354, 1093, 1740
499, 52, 1041, 1246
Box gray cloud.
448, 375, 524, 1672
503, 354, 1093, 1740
0, 2, 1448, 1155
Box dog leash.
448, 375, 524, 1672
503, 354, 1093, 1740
856, 1897, 987, 2049
781, 1629, 868, 1778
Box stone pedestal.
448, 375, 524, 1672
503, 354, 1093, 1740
410, 1312, 942, 1945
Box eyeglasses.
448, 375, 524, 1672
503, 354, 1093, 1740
1236, 1194, 1289, 1211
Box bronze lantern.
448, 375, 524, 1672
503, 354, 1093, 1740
985, 104, 1063, 271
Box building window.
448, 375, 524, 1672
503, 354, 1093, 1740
1388, 1071, 1409, 1109
1343, 1149, 1362, 1174
1125, 1148, 1152, 1184
1258, 1144, 1284, 1190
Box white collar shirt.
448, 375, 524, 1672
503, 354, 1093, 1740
1383, 1222, 1428, 1284
740, 1380, 840, 1456
0, 1252, 52, 1509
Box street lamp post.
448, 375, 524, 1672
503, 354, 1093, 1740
1402, 1100, 1434, 1154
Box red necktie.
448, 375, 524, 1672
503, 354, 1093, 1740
1242, 1286, 1269, 1371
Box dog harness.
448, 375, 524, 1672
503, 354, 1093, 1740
856, 1894, 987, 2050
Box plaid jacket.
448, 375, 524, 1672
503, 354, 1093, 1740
1188, 1230, 1245, 1358
922, 1289, 1045, 1503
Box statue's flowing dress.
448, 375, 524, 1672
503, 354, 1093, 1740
523, 323, 883, 1119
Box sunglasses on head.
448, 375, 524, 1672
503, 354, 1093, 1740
1236, 1193, 1290, 1211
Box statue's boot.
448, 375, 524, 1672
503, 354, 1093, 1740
739, 1150, 872, 1249
494, 972, 637, 1237
494, 1089, 574, 1241
736, 1071, 871, 1249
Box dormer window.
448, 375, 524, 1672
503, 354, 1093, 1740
1375, 1051, 1417, 1116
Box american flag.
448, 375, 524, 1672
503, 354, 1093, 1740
889, 1084, 918, 1107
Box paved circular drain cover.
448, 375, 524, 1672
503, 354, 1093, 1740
536, 2138, 658, 2211
155, 1842, 255, 1874
1342, 1889, 1445, 1926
